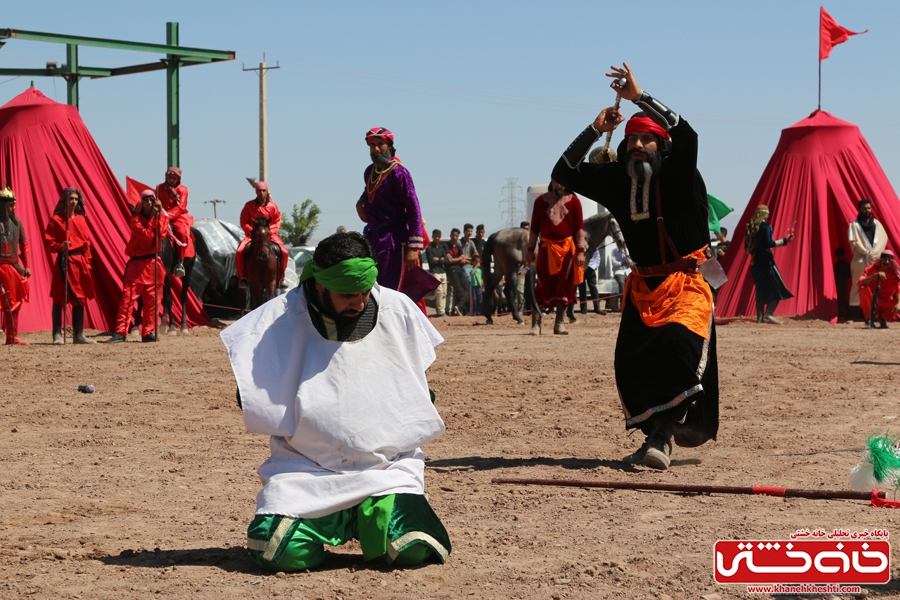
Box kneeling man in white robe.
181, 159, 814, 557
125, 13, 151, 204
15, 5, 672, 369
221, 231, 451, 571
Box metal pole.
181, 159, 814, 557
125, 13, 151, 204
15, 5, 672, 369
65, 43, 79, 109
165, 22, 179, 168
62, 208, 69, 344
260, 59, 266, 183
492, 477, 884, 502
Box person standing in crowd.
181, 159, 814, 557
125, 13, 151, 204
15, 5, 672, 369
520, 221, 530, 231
713, 227, 730, 258
236, 182, 289, 290
857, 251, 900, 329
473, 224, 487, 257
551, 62, 719, 470
578, 247, 603, 314
221, 232, 451, 572
745, 205, 793, 324
355, 127, 424, 295
469, 255, 483, 316
848, 199, 887, 321
525, 180, 585, 335
443, 227, 469, 315
43, 187, 95, 344
155, 166, 190, 277
0, 186, 30, 345
423, 229, 448, 318
610, 245, 633, 313
834, 247, 851, 322
105, 190, 168, 343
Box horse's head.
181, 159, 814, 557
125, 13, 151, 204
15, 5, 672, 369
251, 217, 271, 243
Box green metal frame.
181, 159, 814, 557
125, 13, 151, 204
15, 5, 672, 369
0, 24, 234, 167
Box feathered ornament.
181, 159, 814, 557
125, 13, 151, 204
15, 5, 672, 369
849, 433, 900, 492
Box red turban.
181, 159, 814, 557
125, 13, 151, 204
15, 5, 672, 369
255, 182, 268, 191
624, 116, 670, 141
166, 166, 182, 178
140, 190, 156, 199
366, 127, 394, 144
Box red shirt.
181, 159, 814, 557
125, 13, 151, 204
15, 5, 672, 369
44, 213, 91, 257
240, 199, 282, 237
155, 183, 189, 222
125, 209, 169, 257
858, 262, 900, 304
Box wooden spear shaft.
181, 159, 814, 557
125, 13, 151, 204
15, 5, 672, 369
491, 478, 884, 501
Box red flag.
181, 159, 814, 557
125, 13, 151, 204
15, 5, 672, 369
125, 176, 154, 208
820, 7, 867, 60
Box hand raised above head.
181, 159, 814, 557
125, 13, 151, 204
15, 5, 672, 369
592, 106, 625, 133
606, 62, 642, 101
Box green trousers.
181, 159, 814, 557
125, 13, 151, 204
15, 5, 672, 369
247, 493, 451, 572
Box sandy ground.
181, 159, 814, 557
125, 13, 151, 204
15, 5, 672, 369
2, 309, 900, 599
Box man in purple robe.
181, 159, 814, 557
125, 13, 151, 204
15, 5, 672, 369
355, 127, 424, 292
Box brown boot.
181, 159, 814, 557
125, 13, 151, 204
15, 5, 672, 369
553, 303, 568, 335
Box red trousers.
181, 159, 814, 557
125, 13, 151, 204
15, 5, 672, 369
858, 286, 900, 322
115, 257, 165, 337
171, 219, 190, 262
235, 235, 289, 281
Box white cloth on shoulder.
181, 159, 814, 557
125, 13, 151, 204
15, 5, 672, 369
220, 283, 445, 519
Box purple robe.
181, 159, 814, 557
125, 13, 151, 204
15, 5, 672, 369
358, 161, 424, 291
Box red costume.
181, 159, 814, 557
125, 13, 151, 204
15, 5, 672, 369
858, 262, 900, 322
44, 213, 95, 305
236, 183, 289, 282
113, 206, 169, 338
155, 167, 190, 263
0, 207, 30, 344
529, 192, 585, 308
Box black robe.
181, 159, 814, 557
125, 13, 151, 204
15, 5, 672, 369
551, 118, 718, 445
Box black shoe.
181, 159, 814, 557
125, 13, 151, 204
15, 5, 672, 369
104, 333, 126, 344
622, 441, 649, 465
142, 334, 157, 343
879, 318, 889, 329
173, 263, 186, 277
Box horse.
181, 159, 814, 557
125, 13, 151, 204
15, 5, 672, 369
480, 212, 626, 324
244, 217, 279, 311
481, 228, 529, 325
160, 235, 197, 333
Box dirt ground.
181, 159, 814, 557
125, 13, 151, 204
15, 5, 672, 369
2, 309, 900, 600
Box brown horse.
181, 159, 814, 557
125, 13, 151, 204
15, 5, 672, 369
244, 217, 279, 310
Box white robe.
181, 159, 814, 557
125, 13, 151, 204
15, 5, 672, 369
848, 219, 887, 306
220, 283, 445, 519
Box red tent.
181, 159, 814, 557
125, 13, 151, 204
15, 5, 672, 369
0, 88, 207, 333
717, 109, 900, 320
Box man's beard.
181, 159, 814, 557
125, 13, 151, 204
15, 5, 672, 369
627, 156, 654, 182
371, 150, 393, 166
321, 289, 364, 324
553, 187, 566, 198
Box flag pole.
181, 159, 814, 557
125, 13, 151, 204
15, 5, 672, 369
818, 59, 822, 110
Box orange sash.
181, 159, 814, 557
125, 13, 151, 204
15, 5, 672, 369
624, 248, 713, 339
540, 237, 584, 284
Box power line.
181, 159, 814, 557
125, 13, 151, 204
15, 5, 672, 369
499, 178, 523, 228
204, 198, 226, 219
243, 54, 280, 183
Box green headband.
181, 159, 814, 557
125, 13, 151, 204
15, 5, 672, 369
298, 257, 378, 293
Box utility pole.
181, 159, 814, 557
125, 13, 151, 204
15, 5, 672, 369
243, 54, 279, 184
204, 198, 226, 219
500, 178, 524, 227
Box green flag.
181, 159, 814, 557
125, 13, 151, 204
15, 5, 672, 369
707, 193, 733, 234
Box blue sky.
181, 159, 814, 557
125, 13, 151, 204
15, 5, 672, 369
1, 1, 894, 243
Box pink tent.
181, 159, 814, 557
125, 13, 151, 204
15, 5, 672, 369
0, 88, 207, 333
717, 109, 900, 320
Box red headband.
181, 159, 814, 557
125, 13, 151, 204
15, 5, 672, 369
366, 127, 394, 144
624, 116, 670, 141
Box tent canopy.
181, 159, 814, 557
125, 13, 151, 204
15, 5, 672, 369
0, 88, 206, 332
717, 110, 900, 319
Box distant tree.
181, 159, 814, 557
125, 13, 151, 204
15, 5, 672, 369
279, 199, 321, 246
